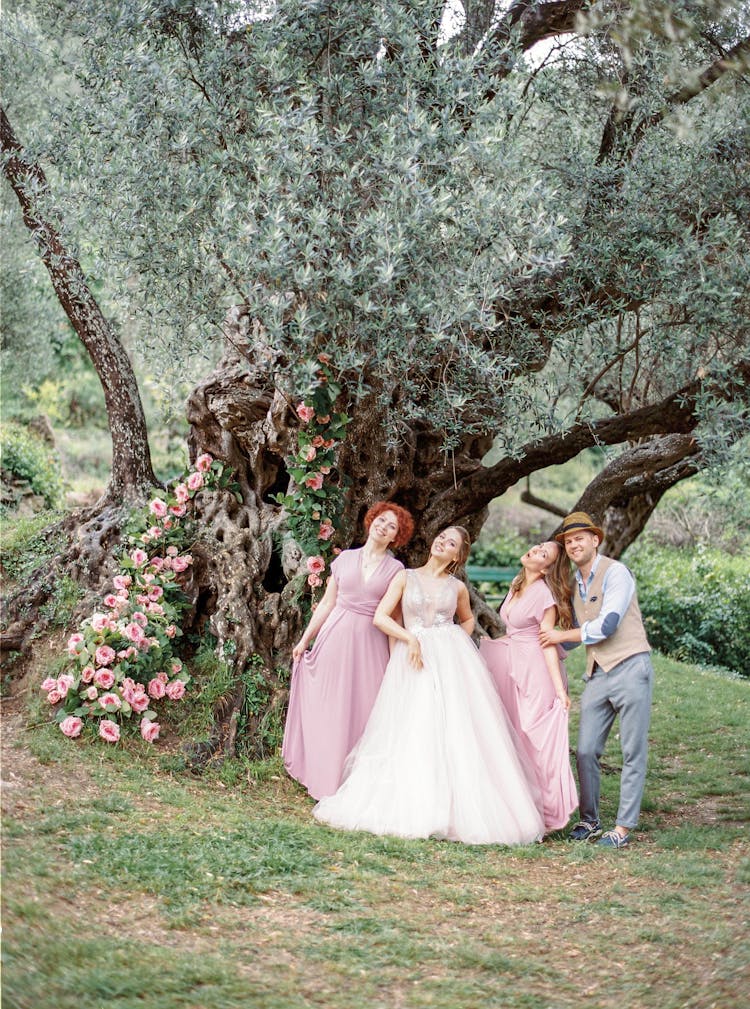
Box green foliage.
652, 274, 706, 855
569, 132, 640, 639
0, 509, 67, 585
469, 532, 527, 569
237, 654, 289, 760
0, 422, 65, 508
7, 0, 748, 458
625, 542, 750, 674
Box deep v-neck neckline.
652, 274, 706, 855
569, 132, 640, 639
360, 548, 387, 585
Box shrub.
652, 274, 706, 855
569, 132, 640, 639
625, 542, 750, 676
0, 422, 64, 508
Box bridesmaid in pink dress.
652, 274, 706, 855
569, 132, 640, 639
282, 502, 414, 799
480, 541, 578, 833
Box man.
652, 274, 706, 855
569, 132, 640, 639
539, 511, 654, 849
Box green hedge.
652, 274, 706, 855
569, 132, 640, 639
0, 422, 65, 509
625, 543, 750, 676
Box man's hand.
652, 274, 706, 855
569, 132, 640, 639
539, 627, 565, 648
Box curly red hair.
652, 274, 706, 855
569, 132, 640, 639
364, 501, 415, 549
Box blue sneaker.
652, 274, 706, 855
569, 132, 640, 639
568, 820, 602, 842
596, 829, 630, 849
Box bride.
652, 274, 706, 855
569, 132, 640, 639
313, 526, 545, 845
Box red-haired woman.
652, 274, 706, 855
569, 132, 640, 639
282, 502, 414, 800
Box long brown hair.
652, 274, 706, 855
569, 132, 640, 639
545, 547, 574, 630
444, 526, 471, 574
508, 544, 573, 629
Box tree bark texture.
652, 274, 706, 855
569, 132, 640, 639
0, 105, 157, 504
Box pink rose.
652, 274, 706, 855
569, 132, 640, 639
47, 689, 62, 705
94, 668, 115, 689
67, 633, 85, 656
141, 532, 152, 544
60, 716, 83, 738
157, 671, 169, 684
99, 692, 122, 711
113, 575, 132, 591
165, 680, 186, 701
186, 471, 204, 491
303, 445, 317, 462
150, 556, 164, 572
174, 483, 190, 504
171, 659, 183, 674
140, 718, 160, 742
103, 594, 118, 608
99, 719, 120, 743
166, 546, 178, 557
130, 691, 150, 713
149, 498, 168, 518
148, 526, 162, 539
56, 675, 75, 698
296, 403, 315, 423
306, 555, 326, 575
41, 677, 57, 692
319, 465, 331, 475
318, 521, 334, 541
307, 573, 322, 588
137, 594, 150, 605
148, 586, 164, 601
124, 623, 145, 644
165, 625, 177, 638
312, 435, 325, 448
147, 603, 164, 616
148, 677, 166, 699
81, 665, 96, 683
172, 555, 192, 572
196, 453, 213, 472
85, 686, 98, 701
132, 611, 148, 626
91, 612, 109, 632
142, 572, 155, 584
169, 504, 187, 517
131, 548, 148, 567
95, 645, 116, 667
324, 439, 335, 449
305, 473, 324, 491
163, 518, 173, 530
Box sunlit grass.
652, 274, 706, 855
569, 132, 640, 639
2, 653, 748, 1009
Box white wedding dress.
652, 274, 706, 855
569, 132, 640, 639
313, 570, 545, 845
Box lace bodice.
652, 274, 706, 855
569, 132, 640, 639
402, 570, 459, 633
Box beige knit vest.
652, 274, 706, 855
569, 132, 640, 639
573, 555, 651, 678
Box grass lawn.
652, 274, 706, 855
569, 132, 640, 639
2, 649, 748, 1009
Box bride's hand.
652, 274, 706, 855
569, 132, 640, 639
407, 635, 423, 670
292, 639, 308, 662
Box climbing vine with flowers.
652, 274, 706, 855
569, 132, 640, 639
274, 357, 350, 594
42, 454, 237, 744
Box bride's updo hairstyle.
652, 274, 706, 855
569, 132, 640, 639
445, 526, 471, 574
363, 501, 415, 549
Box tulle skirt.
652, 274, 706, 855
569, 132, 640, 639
313, 625, 545, 846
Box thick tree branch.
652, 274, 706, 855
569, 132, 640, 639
452, 379, 704, 519
598, 34, 750, 163
568, 432, 702, 557
479, 1, 590, 101
0, 105, 157, 503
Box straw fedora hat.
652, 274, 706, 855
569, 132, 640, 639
555, 511, 604, 544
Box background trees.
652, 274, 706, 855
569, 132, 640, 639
3, 1, 749, 749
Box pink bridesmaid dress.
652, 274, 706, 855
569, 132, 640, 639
480, 579, 578, 832
282, 548, 403, 800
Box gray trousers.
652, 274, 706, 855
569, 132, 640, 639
576, 651, 654, 830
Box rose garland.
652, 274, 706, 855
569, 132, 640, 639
275, 357, 349, 594
41, 455, 236, 743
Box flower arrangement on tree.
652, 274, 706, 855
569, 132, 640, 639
275, 356, 349, 592
42, 454, 236, 743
